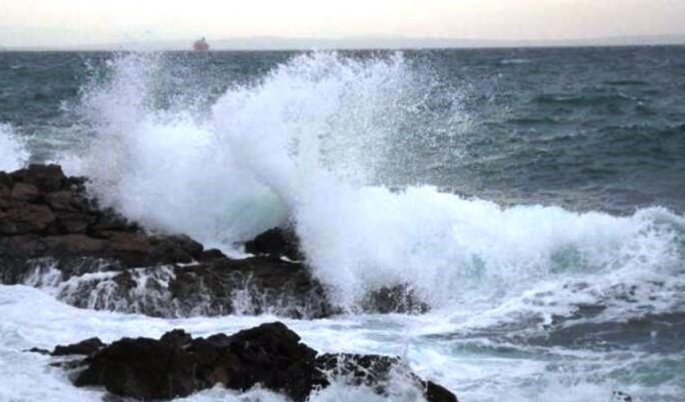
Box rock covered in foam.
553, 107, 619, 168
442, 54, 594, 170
48, 322, 457, 402
244, 226, 303, 261
0, 164, 334, 319
0, 164, 428, 318
52, 337, 105, 356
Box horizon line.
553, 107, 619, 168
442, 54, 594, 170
2, 34, 685, 52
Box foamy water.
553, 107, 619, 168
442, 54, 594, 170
0, 123, 28, 172
1, 52, 684, 401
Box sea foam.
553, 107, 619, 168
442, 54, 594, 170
68, 52, 685, 316
0, 123, 28, 171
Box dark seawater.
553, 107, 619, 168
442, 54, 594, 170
1, 47, 685, 402
2, 47, 685, 214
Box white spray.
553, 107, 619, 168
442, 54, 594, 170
71, 52, 685, 315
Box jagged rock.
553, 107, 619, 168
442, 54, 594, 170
52, 337, 105, 356
361, 284, 431, 314
10, 164, 65, 193
58, 322, 457, 402
11, 182, 41, 202
89, 209, 138, 234
166, 257, 335, 318
0, 165, 334, 319
0, 171, 12, 189
244, 226, 303, 260
0, 202, 56, 234
45, 190, 91, 213
315, 353, 456, 402
54, 211, 98, 234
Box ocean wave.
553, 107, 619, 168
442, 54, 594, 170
47, 52, 685, 322
0, 123, 28, 171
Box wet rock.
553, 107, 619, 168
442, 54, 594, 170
0, 164, 334, 319
11, 182, 41, 203
0, 171, 13, 189
89, 209, 138, 234
54, 211, 98, 234
361, 284, 431, 314
10, 164, 65, 193
315, 353, 457, 402
0, 202, 56, 234
199, 248, 227, 261
45, 190, 90, 213
58, 322, 458, 402
26, 347, 51, 355
612, 391, 633, 402
53, 337, 105, 356
244, 226, 303, 260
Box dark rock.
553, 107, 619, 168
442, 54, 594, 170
10, 164, 66, 193
11, 182, 41, 203
75, 336, 197, 400
0, 202, 56, 234
149, 234, 203, 264
207, 322, 318, 400
314, 353, 456, 402
164, 257, 334, 318
61, 322, 457, 402
45, 190, 91, 213
53, 337, 105, 356
0, 164, 333, 320
0, 180, 11, 209
245, 226, 303, 261
612, 390, 633, 402
362, 284, 431, 314
45, 234, 107, 255
200, 248, 227, 261
55, 211, 98, 234
159, 329, 192, 347
89, 209, 138, 235
26, 347, 51, 355
0, 171, 13, 189
315, 353, 400, 389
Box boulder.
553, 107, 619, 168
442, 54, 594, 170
10, 164, 66, 193
0, 164, 333, 319
361, 284, 431, 314
52, 337, 105, 356
244, 226, 303, 261
11, 182, 41, 203
0, 202, 56, 234
56, 322, 458, 402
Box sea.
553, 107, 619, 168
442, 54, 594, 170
1, 46, 684, 402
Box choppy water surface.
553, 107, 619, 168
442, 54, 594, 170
1, 47, 684, 401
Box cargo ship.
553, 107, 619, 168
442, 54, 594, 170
193, 37, 209, 52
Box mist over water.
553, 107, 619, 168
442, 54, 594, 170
2, 48, 685, 401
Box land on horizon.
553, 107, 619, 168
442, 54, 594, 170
2, 34, 685, 51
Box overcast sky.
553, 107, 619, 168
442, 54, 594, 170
1, 0, 685, 48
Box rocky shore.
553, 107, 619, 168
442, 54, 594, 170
0, 164, 335, 318
35, 322, 456, 401
2, 164, 456, 400
0, 164, 426, 317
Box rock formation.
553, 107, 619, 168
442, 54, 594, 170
0, 165, 333, 318
44, 322, 457, 402
0, 164, 428, 318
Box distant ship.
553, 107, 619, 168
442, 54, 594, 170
193, 37, 209, 52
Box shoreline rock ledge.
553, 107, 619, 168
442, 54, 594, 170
0, 164, 333, 318
44, 322, 457, 402
1, 164, 429, 316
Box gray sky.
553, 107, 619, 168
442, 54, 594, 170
2, 0, 685, 48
